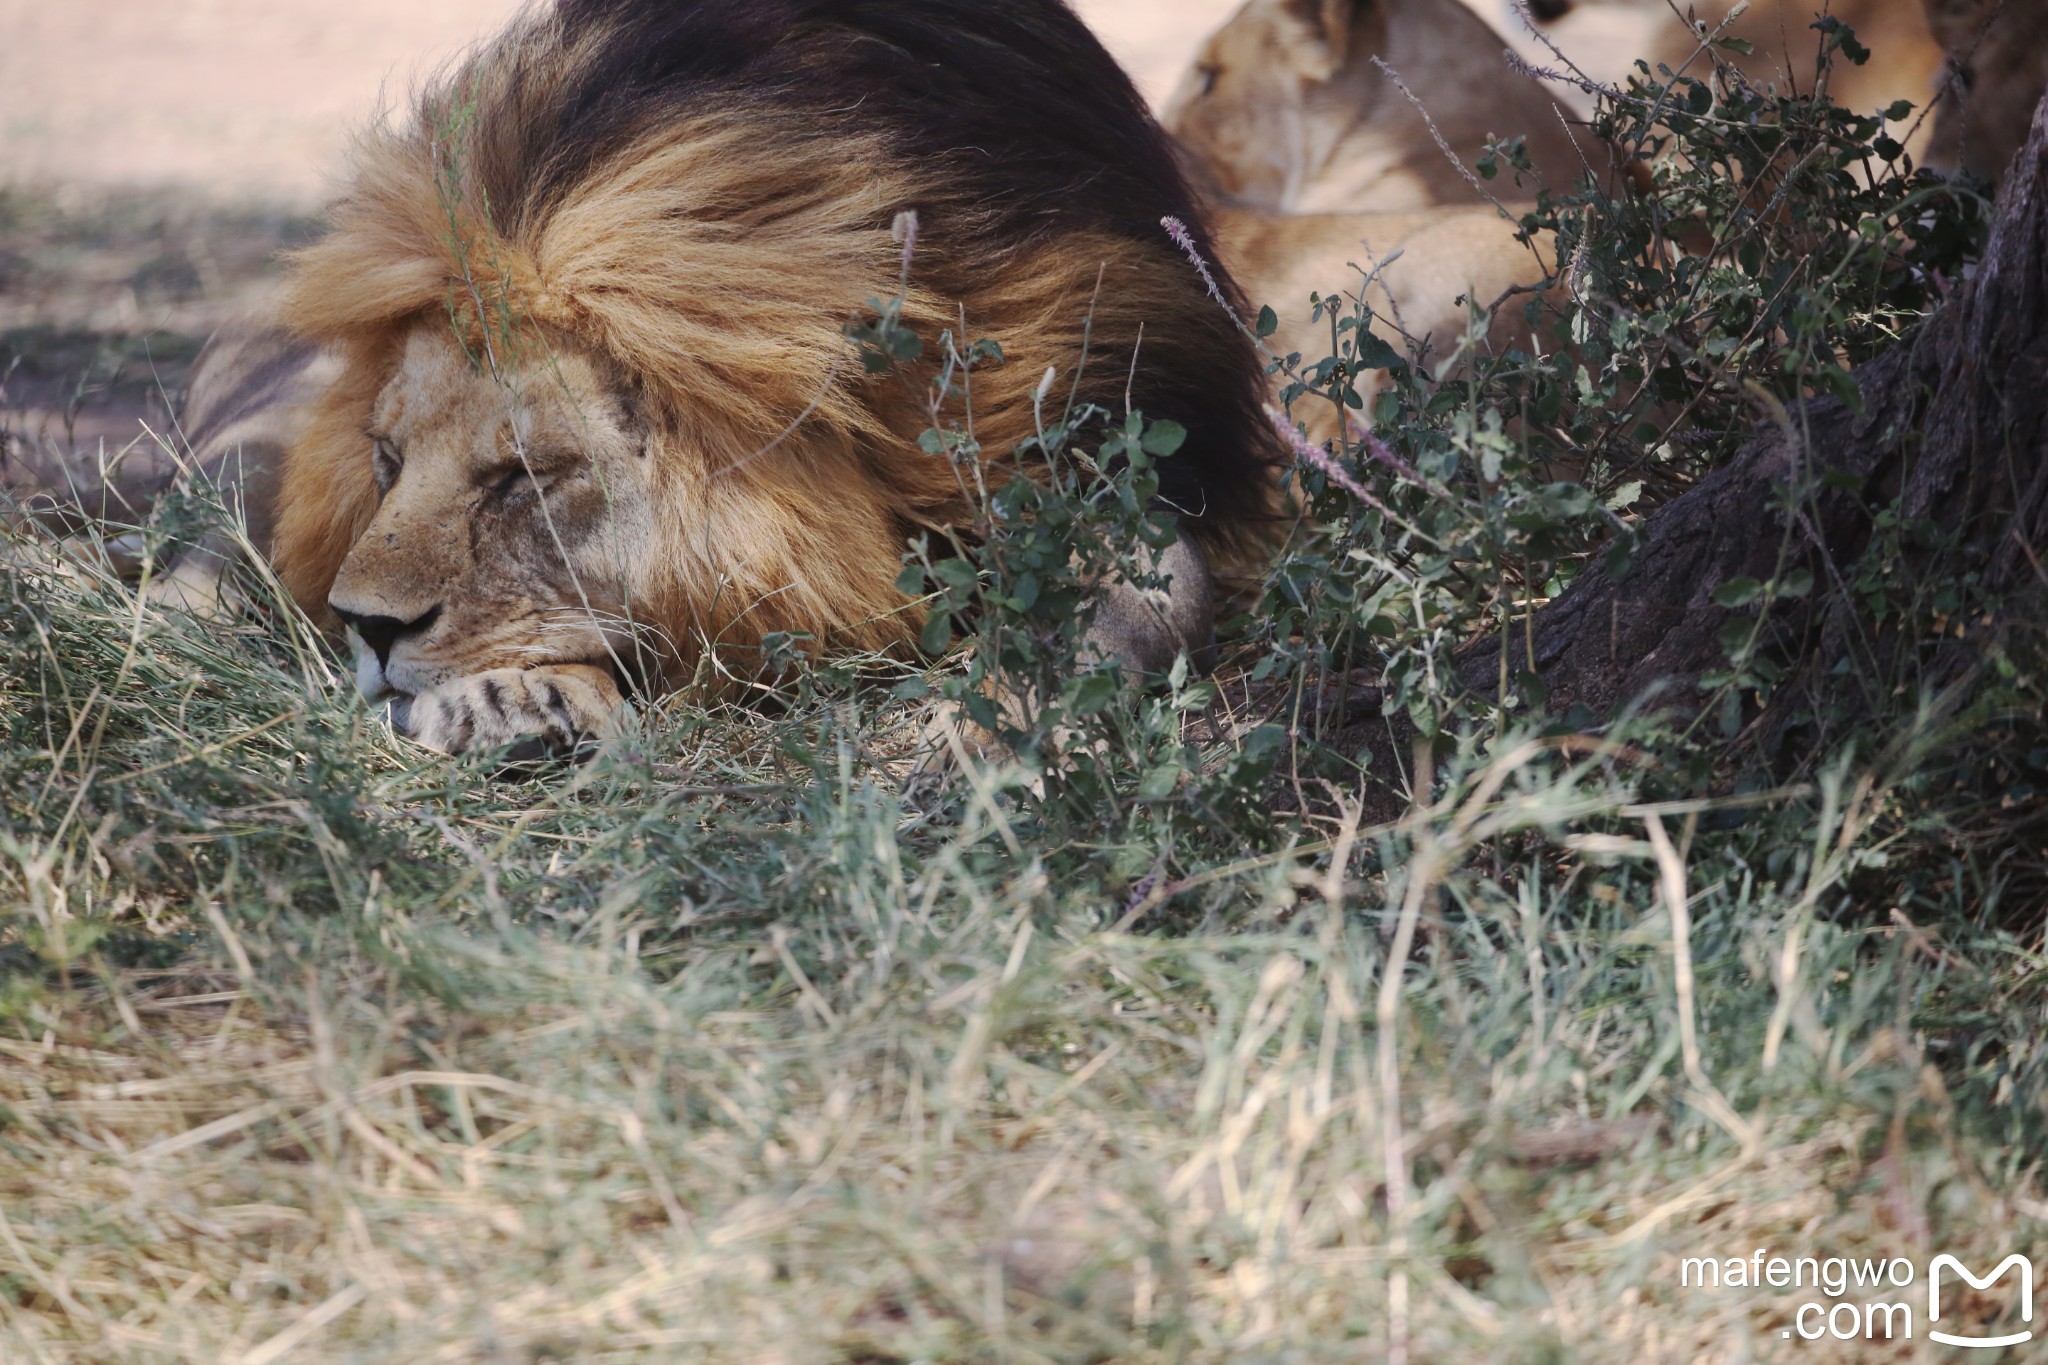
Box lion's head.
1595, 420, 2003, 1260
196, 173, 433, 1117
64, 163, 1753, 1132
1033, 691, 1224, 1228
1162, 0, 1596, 213
265, 0, 1282, 754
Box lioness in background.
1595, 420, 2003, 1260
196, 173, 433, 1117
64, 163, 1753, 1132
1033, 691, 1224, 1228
1215, 204, 1554, 439
1476, 0, 1943, 159
1179, 0, 1988, 433
1165, 0, 1576, 423
1164, 0, 1603, 212
168, 0, 1283, 758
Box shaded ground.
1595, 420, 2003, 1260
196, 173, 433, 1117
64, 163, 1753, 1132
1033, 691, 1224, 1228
0, 192, 317, 522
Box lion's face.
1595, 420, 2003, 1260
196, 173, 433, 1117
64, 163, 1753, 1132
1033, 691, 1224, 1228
1164, 0, 1369, 207
326, 323, 658, 709
1161, 0, 1592, 214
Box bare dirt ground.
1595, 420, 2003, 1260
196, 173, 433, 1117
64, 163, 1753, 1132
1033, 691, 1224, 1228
0, 0, 1242, 206
0, 0, 1246, 511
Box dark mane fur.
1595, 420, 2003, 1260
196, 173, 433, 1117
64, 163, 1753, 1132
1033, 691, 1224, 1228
461, 0, 1280, 544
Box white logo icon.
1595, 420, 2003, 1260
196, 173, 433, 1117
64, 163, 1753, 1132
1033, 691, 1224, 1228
1928, 1253, 2034, 1349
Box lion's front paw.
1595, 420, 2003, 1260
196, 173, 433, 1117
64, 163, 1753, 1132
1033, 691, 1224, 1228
396, 664, 625, 758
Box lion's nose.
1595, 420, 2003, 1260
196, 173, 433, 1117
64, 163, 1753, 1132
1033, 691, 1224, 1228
331, 602, 442, 668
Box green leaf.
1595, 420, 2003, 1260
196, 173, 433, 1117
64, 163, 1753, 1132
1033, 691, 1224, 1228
1140, 419, 1188, 458
932, 557, 978, 590
1136, 765, 1181, 801
1738, 236, 1764, 278
1256, 305, 1278, 339
1354, 333, 1401, 370
919, 611, 955, 656
1717, 616, 1755, 659
1714, 577, 1763, 608
1717, 686, 1743, 739
1069, 672, 1122, 717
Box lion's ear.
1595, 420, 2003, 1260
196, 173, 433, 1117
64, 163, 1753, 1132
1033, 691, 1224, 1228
1274, 0, 1374, 82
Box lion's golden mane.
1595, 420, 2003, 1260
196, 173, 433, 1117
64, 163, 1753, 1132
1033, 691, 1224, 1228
270, 0, 1281, 670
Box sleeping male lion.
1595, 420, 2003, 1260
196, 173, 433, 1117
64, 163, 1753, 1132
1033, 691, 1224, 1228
171, 0, 1282, 757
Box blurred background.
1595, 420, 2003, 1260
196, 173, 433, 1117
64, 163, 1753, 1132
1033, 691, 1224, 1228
0, 0, 1250, 207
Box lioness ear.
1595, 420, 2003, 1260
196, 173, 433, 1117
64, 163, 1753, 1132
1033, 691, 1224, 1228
1276, 0, 1373, 81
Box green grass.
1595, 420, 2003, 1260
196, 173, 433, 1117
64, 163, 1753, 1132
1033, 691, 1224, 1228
0, 480, 2043, 1362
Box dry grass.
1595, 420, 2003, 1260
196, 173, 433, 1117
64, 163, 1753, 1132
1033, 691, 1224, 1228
2, 140, 2046, 1359
1, 478, 2043, 1362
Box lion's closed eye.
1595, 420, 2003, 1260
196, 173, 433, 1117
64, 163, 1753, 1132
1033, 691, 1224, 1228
482, 453, 583, 503
371, 438, 403, 493
487, 465, 536, 499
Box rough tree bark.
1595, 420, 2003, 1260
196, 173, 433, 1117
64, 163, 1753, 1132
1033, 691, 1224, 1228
1461, 90, 2048, 758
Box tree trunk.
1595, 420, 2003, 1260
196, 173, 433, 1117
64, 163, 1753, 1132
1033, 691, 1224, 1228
1466, 91, 2048, 759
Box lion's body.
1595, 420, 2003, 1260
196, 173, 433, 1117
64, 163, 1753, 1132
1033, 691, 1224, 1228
1217, 204, 1554, 439
147, 320, 339, 615
237, 0, 1279, 753
1476, 0, 1942, 159
1163, 0, 1603, 214
1156, 1, 1564, 435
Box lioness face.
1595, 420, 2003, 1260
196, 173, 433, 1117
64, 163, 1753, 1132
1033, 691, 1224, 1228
1165, 1, 1343, 206
327, 323, 655, 742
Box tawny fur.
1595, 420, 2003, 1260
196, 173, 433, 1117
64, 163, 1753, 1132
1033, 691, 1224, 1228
1163, 0, 1606, 213
267, 2, 1280, 744
1477, 0, 1942, 162
1215, 203, 1556, 442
